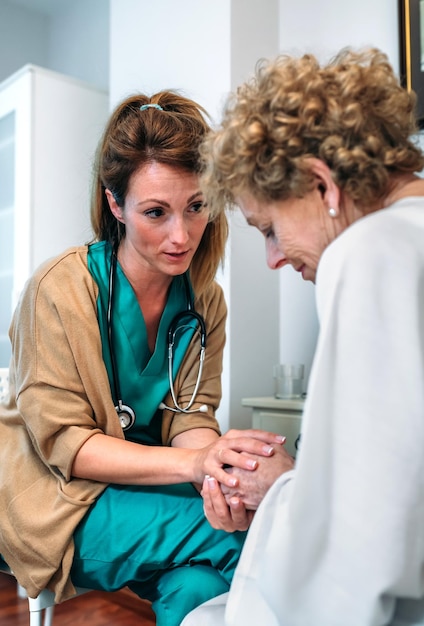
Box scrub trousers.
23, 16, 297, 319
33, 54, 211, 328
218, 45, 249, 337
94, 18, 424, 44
71, 482, 246, 626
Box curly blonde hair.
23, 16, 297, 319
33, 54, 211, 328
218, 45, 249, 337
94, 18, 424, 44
201, 48, 424, 216
91, 90, 228, 299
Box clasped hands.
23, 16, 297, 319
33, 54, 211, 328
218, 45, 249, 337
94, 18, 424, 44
197, 429, 295, 532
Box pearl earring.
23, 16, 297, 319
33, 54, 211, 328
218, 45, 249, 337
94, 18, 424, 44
328, 207, 337, 218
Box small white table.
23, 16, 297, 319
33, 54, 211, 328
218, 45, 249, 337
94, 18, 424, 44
242, 396, 305, 457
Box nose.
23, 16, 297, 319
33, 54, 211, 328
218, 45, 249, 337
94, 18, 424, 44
266, 238, 286, 270
170, 215, 190, 245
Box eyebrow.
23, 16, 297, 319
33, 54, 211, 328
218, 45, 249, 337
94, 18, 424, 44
138, 191, 203, 208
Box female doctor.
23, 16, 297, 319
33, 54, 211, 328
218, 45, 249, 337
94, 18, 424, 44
0, 91, 290, 626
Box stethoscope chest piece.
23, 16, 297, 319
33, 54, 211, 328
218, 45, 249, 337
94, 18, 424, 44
115, 401, 136, 431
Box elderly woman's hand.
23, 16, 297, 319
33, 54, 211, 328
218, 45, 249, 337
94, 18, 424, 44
201, 475, 255, 531
200, 444, 294, 532
193, 428, 286, 490
221, 445, 295, 510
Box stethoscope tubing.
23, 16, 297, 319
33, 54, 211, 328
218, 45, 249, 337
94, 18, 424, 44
107, 250, 137, 429
107, 248, 207, 429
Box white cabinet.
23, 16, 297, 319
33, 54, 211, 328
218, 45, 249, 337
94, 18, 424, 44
242, 396, 305, 458
0, 64, 109, 367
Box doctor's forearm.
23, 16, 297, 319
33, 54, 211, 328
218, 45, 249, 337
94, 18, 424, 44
70, 432, 201, 485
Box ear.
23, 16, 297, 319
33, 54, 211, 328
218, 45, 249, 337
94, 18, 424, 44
305, 158, 340, 213
105, 188, 125, 223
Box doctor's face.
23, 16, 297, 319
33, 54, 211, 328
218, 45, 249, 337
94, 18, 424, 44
235, 187, 337, 283
107, 161, 209, 278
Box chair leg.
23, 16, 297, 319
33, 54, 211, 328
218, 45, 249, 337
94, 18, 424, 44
43, 606, 54, 626
29, 608, 43, 626
28, 605, 55, 626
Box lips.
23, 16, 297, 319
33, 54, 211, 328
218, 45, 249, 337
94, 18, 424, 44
164, 250, 190, 262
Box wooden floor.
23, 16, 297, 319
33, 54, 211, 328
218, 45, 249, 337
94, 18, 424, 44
0, 571, 156, 625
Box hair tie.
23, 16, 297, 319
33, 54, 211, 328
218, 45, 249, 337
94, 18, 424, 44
140, 103, 163, 111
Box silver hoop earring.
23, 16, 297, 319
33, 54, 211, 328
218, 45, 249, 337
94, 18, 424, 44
328, 207, 337, 218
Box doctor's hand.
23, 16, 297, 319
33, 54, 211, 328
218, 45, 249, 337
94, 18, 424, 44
193, 428, 286, 490
221, 445, 294, 510
201, 475, 255, 532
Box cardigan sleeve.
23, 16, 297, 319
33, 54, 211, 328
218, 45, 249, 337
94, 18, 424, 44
10, 247, 124, 482
161, 281, 225, 445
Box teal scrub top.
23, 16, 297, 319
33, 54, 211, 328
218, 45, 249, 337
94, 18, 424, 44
73, 250, 244, 618
87, 241, 197, 445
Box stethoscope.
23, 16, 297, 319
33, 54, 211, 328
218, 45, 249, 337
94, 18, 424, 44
107, 249, 207, 430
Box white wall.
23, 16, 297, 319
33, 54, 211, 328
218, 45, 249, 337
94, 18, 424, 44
279, 0, 399, 68
0, 2, 49, 82
0, 0, 109, 91
227, 0, 281, 428
109, 0, 230, 118
48, 0, 109, 92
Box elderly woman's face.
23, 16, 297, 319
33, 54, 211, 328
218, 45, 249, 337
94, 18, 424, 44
235, 187, 338, 283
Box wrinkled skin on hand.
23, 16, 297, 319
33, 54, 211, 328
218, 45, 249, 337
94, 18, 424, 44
221, 445, 295, 510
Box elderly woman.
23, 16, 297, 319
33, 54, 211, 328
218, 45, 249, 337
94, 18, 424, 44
182, 48, 424, 626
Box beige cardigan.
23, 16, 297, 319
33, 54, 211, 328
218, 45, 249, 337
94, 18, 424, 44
0, 247, 225, 602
